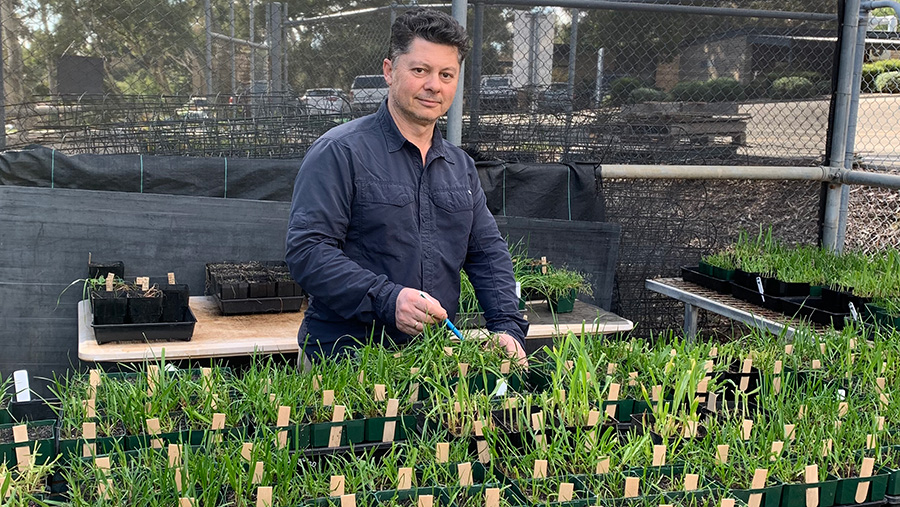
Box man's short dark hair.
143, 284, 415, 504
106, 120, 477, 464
389, 8, 471, 63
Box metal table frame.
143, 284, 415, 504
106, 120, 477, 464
645, 278, 812, 339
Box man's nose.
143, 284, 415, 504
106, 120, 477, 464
423, 72, 440, 91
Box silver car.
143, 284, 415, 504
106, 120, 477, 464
301, 88, 350, 115
350, 75, 388, 115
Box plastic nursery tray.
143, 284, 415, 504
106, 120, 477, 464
92, 307, 197, 344
681, 266, 731, 294
779, 296, 851, 330
213, 294, 305, 315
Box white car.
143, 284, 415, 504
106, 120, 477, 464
350, 75, 388, 115
301, 88, 350, 115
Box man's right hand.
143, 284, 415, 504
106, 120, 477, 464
395, 288, 448, 336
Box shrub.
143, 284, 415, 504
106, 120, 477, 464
669, 80, 706, 102
629, 87, 668, 104
875, 71, 900, 93
704, 77, 744, 102
769, 76, 817, 100
609, 77, 643, 105
862, 59, 900, 92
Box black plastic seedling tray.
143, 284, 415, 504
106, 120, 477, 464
92, 307, 197, 344
213, 294, 305, 315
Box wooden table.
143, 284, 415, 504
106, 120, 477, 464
645, 277, 829, 339
78, 296, 633, 362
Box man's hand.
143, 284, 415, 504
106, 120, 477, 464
395, 288, 448, 336
487, 333, 529, 368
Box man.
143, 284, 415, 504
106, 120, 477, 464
285, 8, 528, 363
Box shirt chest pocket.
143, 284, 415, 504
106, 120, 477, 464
351, 182, 417, 249
357, 183, 415, 207
431, 188, 473, 213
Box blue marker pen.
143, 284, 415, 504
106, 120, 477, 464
419, 291, 464, 340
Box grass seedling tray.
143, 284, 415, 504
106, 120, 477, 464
92, 307, 197, 343
681, 266, 732, 294
212, 294, 305, 315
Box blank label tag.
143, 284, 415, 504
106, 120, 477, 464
558, 483, 574, 502
774, 360, 783, 375
531, 412, 545, 432
323, 390, 335, 407
771, 441, 784, 461
485, 488, 501, 507
436, 442, 450, 463
533, 459, 548, 479
241, 443, 253, 461
252, 462, 264, 484
608, 383, 620, 401
15, 445, 31, 471
256, 486, 273, 507
105, 274, 114, 292
784, 424, 795, 441
341, 494, 356, 507
743, 420, 753, 440
805, 465, 819, 507
856, 457, 875, 503
168, 272, 176, 285
398, 467, 413, 490
716, 445, 729, 464
652, 445, 666, 466
458, 463, 473, 486
168, 444, 182, 468
587, 410, 601, 428
684, 474, 699, 491
329, 425, 344, 448
12, 425, 28, 444
477, 440, 491, 464
418, 495, 433, 507
374, 384, 386, 402
624, 477, 640, 498
749, 468, 768, 507
721, 500, 735, 507
211, 413, 226, 431
596, 458, 610, 474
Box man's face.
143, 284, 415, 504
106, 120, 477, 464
383, 37, 460, 128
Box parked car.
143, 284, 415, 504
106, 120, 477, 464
176, 96, 214, 120
479, 74, 519, 111
537, 83, 574, 112
301, 88, 351, 115
350, 75, 388, 115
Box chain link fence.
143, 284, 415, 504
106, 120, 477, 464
0, 0, 896, 335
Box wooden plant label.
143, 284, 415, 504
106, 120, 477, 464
652, 445, 666, 466
704, 360, 715, 373
80, 397, 96, 419
628, 371, 638, 387
14, 425, 31, 470
477, 439, 491, 464
341, 494, 356, 507
707, 392, 718, 413
82, 422, 97, 457
558, 389, 567, 404
175, 468, 187, 492
147, 364, 159, 396
697, 378, 709, 394
436, 442, 450, 463
375, 384, 387, 401
605, 403, 617, 419
742, 358, 753, 373
167, 272, 176, 285
146, 418, 163, 449
558, 482, 575, 502
774, 376, 782, 394
716, 445, 729, 464
89, 369, 101, 398
710, 346, 718, 357
588, 410, 601, 428
881, 392, 890, 407
811, 359, 822, 370
608, 362, 617, 375
834, 420, 843, 431
819, 342, 826, 354
252, 462, 264, 484
721, 499, 735, 507
624, 477, 640, 498
748, 469, 768, 507
838, 402, 849, 417
856, 457, 876, 503
331, 475, 345, 497
684, 474, 699, 491
312, 375, 320, 391
136, 277, 150, 291
474, 420, 485, 437
105, 273, 115, 291
323, 389, 335, 407
398, 467, 413, 490
256, 486, 273, 507
821, 439, 833, 457
533, 459, 548, 479
501, 360, 511, 374
382, 398, 399, 442
531, 411, 545, 432
96, 456, 113, 500
540, 256, 548, 273
242, 443, 253, 461
329, 405, 346, 447
443, 346, 454, 357
770, 441, 784, 461
596, 457, 610, 474
683, 420, 699, 438
784, 424, 795, 441
740, 374, 751, 392
458, 462, 473, 487
179, 497, 197, 507
167, 444, 183, 468
805, 465, 819, 507
277, 406, 290, 449
877, 416, 886, 431
867, 434, 876, 449
458, 363, 469, 377
608, 383, 620, 401
651, 385, 662, 402
485, 488, 501, 507
743, 419, 753, 440
12, 424, 28, 444
785, 344, 794, 355
211, 413, 226, 431
798, 405, 806, 419
418, 495, 434, 507
774, 360, 783, 375
877, 377, 886, 392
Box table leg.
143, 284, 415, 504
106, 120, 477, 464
684, 302, 699, 340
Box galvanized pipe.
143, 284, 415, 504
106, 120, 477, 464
822, 0, 862, 251
598, 165, 832, 181
840, 170, 900, 189
210, 31, 268, 50
469, 1, 485, 145
447, 0, 466, 146
205, 0, 214, 95
481, 0, 836, 21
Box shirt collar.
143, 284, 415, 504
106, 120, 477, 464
377, 99, 451, 163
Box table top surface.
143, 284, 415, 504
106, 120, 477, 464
78, 296, 633, 362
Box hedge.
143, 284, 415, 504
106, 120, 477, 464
875, 71, 900, 93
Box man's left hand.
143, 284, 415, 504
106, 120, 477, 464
488, 333, 528, 368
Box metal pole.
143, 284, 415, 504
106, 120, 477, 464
283, 2, 289, 90
469, 1, 484, 148
231, 0, 237, 96
447, 0, 466, 146
841, 169, 900, 189
599, 164, 831, 180
250, 0, 256, 87
822, 0, 861, 251
0, 6, 6, 151
594, 47, 605, 107
563, 8, 578, 162
837, 7, 870, 250
205, 0, 214, 95
267, 3, 283, 92
482, 0, 836, 21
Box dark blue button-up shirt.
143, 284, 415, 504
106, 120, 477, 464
285, 101, 528, 352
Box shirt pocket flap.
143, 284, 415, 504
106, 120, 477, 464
357, 183, 415, 207
432, 188, 473, 213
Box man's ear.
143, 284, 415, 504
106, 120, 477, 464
383, 58, 393, 86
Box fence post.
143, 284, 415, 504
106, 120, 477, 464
823, 0, 862, 251
267, 3, 283, 93
0, 5, 5, 152
447, 0, 467, 146
205, 0, 214, 95
468, 0, 484, 149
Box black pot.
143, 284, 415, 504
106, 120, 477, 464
161, 284, 190, 322
127, 293, 163, 323
88, 260, 124, 280
218, 281, 249, 300
91, 290, 127, 325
